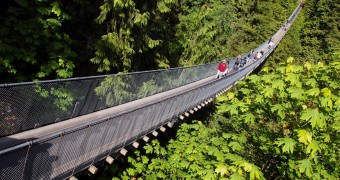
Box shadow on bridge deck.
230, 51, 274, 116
0, 137, 55, 180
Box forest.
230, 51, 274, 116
0, 0, 339, 179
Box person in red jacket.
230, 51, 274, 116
215, 60, 228, 79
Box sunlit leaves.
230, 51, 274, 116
254, 94, 264, 104
134, 12, 150, 27
321, 88, 331, 97
332, 118, 340, 132
262, 86, 274, 98
221, 59, 340, 178
228, 142, 242, 152
286, 64, 303, 73
300, 109, 326, 129
227, 92, 235, 100
216, 95, 229, 102
320, 97, 333, 109
225, 103, 239, 116
287, 87, 305, 100
271, 104, 285, 119
157, 0, 171, 13
261, 74, 275, 83
306, 140, 321, 157
112, 59, 339, 179
304, 62, 312, 70
321, 133, 331, 142
305, 78, 318, 87
287, 56, 294, 63
297, 159, 313, 178
285, 73, 301, 87
239, 88, 251, 95
331, 61, 340, 69
272, 79, 285, 91
215, 164, 228, 177
242, 113, 255, 124
247, 75, 261, 84
230, 173, 246, 180
306, 88, 320, 97
246, 163, 264, 180
275, 138, 296, 154
297, 129, 312, 145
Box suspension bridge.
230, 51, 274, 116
0, 4, 302, 180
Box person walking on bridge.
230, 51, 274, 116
299, 0, 305, 7
215, 60, 228, 79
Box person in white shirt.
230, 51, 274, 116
256, 52, 262, 59
268, 41, 274, 49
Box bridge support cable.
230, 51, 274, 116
0, 4, 302, 180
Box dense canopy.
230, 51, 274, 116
0, 0, 338, 83
0, 0, 339, 179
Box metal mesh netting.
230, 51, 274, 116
0, 144, 29, 180
0, 57, 268, 180
0, 63, 219, 136
23, 138, 60, 180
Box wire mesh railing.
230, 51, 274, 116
0, 60, 223, 136
0, 57, 267, 179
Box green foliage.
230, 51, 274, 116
215, 58, 340, 179
112, 58, 339, 179
220, 0, 297, 58
34, 84, 75, 112
1, 0, 337, 84
0, 0, 76, 83
274, 138, 296, 154
114, 121, 265, 179
266, 0, 340, 68
137, 80, 159, 98
95, 76, 133, 107
92, 0, 179, 73
177, 0, 234, 65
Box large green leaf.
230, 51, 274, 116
271, 104, 285, 119
297, 129, 312, 145
306, 88, 320, 97
287, 87, 305, 100
274, 138, 296, 154
306, 140, 321, 157
272, 79, 286, 91
300, 109, 326, 129
297, 159, 313, 178
215, 164, 228, 177
305, 78, 318, 87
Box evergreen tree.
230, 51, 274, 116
0, 0, 76, 83
176, 0, 234, 65
90, 0, 179, 73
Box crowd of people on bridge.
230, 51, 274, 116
215, 49, 265, 79
215, 10, 298, 80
